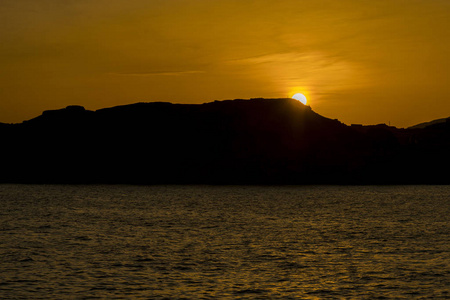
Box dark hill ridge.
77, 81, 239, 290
0, 98, 448, 184
408, 117, 450, 130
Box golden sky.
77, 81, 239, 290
1, 0, 449, 127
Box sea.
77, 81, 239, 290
0, 184, 449, 299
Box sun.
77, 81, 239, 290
292, 93, 307, 105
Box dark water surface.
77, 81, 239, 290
1, 185, 449, 299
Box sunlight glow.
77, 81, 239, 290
292, 93, 307, 105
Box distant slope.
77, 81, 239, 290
0, 98, 448, 184
408, 117, 450, 129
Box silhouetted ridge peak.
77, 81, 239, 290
24, 105, 93, 126
408, 117, 450, 129
42, 105, 86, 115
95, 101, 174, 113
1, 97, 448, 184
91, 98, 325, 129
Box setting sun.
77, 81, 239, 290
292, 93, 307, 105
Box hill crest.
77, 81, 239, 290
0, 98, 448, 184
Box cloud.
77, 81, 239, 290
109, 70, 205, 77
227, 50, 368, 92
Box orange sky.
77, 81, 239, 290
1, 0, 449, 127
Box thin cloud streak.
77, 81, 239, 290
109, 70, 205, 77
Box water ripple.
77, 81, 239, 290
0, 184, 449, 298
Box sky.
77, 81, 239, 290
1, 0, 449, 127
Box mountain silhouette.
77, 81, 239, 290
407, 117, 450, 130
0, 98, 448, 184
